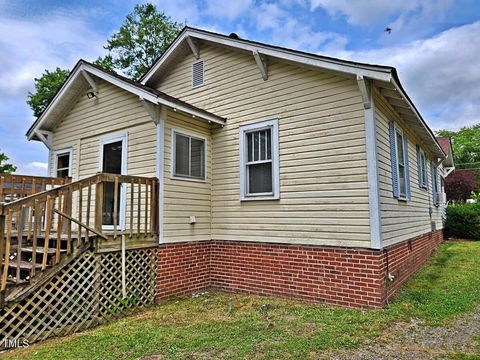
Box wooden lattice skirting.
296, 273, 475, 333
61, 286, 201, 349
0, 248, 157, 348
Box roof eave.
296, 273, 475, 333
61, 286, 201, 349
141, 27, 394, 86
27, 61, 225, 143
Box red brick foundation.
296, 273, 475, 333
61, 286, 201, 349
156, 230, 443, 308
156, 242, 211, 299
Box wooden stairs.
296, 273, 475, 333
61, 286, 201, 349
0, 173, 159, 305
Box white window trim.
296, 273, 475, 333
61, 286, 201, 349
98, 132, 128, 230
394, 124, 408, 201
419, 148, 428, 189
53, 148, 73, 178
170, 128, 207, 182
239, 118, 280, 201
432, 163, 439, 207
192, 59, 204, 89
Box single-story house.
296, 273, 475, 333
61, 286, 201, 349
24, 27, 454, 308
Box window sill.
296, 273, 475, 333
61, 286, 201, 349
170, 176, 207, 184
396, 197, 408, 202
240, 195, 280, 202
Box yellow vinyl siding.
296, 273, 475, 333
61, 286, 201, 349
50, 79, 157, 233
156, 43, 371, 248
374, 89, 444, 247
163, 109, 212, 243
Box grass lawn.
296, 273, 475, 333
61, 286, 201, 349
4, 241, 480, 359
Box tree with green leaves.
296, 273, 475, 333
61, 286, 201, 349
26, 3, 182, 118
27, 68, 70, 118
103, 3, 182, 80
437, 124, 480, 169
0, 151, 17, 174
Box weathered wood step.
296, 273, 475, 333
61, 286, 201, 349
8, 261, 43, 270
21, 246, 67, 254
10, 231, 81, 241
6, 278, 29, 285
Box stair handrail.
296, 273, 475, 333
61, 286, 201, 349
0, 172, 158, 292
0, 173, 70, 205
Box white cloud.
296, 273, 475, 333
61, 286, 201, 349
254, 3, 348, 52
0, 13, 106, 99
308, 0, 453, 27
204, 0, 254, 20
148, 0, 201, 24
331, 21, 480, 130
15, 162, 48, 176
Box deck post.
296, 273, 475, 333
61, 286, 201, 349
121, 234, 126, 299
0, 214, 5, 289
94, 180, 104, 236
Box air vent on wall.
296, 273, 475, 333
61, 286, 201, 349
192, 60, 204, 88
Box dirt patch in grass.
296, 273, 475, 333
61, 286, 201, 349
323, 305, 480, 359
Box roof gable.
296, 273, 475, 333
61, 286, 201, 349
27, 60, 225, 144
141, 27, 446, 160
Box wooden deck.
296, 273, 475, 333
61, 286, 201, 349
0, 173, 159, 292
0, 173, 69, 204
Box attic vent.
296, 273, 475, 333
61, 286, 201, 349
192, 59, 204, 88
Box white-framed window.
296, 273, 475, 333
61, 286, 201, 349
171, 130, 206, 181
395, 128, 407, 198
419, 149, 428, 188
431, 162, 439, 205
389, 121, 410, 200
54, 148, 73, 178
192, 59, 204, 88
239, 119, 280, 201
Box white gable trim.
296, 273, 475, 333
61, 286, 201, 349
27, 62, 225, 142
81, 65, 225, 125
142, 29, 392, 85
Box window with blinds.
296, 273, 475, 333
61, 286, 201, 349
173, 131, 206, 180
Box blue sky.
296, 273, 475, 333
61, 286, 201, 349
0, 0, 479, 175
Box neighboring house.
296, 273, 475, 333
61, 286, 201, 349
25, 27, 454, 308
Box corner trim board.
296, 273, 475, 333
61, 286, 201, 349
157, 106, 166, 243
363, 80, 382, 249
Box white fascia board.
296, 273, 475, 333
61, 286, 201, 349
142, 30, 393, 84
83, 65, 158, 103
142, 31, 190, 84
29, 63, 225, 142
389, 77, 445, 158
27, 69, 83, 141
83, 65, 225, 125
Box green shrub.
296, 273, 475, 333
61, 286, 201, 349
445, 203, 480, 239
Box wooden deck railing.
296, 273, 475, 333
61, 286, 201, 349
0, 173, 158, 291
0, 174, 69, 204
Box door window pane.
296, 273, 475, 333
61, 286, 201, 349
56, 153, 70, 178
103, 141, 122, 174
102, 140, 123, 226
